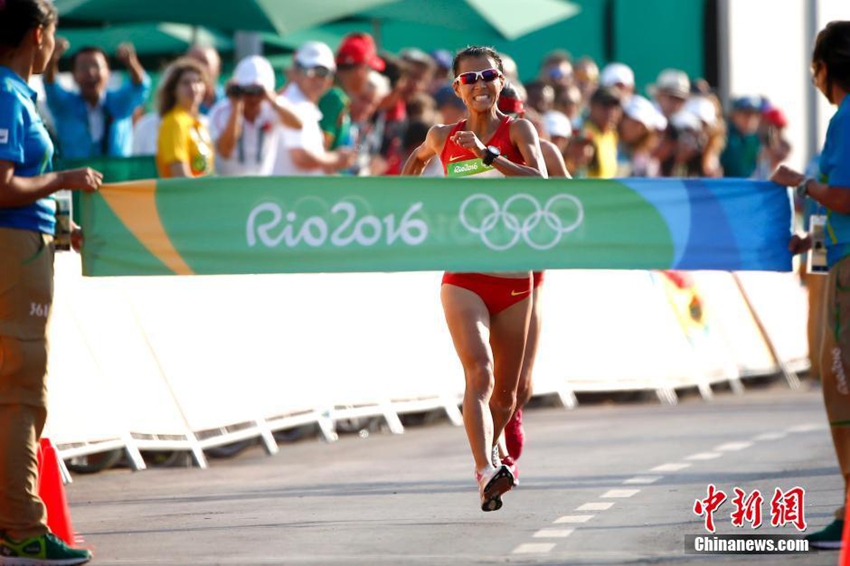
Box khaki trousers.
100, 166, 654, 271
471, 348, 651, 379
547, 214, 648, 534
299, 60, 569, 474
804, 270, 827, 380
0, 227, 54, 539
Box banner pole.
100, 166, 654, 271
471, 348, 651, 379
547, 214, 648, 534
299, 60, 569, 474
732, 273, 802, 390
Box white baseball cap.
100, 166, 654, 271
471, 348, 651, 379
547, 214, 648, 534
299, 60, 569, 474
624, 95, 667, 131
543, 110, 573, 139
600, 62, 634, 88
684, 96, 717, 126
670, 109, 702, 131
233, 55, 275, 91
295, 41, 336, 71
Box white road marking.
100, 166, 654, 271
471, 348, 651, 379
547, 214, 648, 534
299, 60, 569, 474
686, 452, 722, 461
714, 442, 753, 452
513, 543, 556, 554
602, 489, 640, 498
651, 463, 691, 472
787, 423, 826, 433
533, 529, 575, 538
754, 432, 787, 441
555, 515, 594, 524
577, 502, 615, 511
624, 476, 662, 485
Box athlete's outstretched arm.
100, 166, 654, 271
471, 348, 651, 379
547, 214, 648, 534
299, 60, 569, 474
401, 125, 449, 176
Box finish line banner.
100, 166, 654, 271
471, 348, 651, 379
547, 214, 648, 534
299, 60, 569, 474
80, 176, 792, 277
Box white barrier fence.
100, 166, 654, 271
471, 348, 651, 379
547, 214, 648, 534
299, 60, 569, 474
44, 255, 810, 469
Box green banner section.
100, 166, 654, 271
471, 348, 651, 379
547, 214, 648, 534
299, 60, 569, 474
80, 176, 790, 277
55, 156, 157, 224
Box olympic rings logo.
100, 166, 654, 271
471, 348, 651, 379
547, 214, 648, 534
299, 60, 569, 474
459, 193, 584, 251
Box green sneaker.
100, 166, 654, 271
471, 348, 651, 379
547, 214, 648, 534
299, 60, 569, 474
0, 532, 91, 565
805, 518, 844, 550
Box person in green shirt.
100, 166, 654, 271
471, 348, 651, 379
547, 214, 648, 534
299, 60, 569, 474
318, 86, 350, 150
318, 33, 385, 150
720, 95, 762, 177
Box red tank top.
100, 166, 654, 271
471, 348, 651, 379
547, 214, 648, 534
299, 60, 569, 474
440, 116, 525, 178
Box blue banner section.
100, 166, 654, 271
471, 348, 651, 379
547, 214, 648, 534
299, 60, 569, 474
622, 178, 792, 271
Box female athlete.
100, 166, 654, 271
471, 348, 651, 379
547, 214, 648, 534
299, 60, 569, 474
401, 46, 547, 511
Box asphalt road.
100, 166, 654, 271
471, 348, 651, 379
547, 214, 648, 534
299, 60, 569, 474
67, 381, 842, 565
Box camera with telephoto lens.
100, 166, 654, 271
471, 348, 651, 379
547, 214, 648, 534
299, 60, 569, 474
226, 84, 265, 97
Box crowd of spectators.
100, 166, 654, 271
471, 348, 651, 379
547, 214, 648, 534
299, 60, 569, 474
36, 33, 793, 182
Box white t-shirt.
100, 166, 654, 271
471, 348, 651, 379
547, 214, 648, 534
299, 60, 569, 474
132, 113, 210, 157
272, 84, 326, 176
87, 92, 107, 144
208, 99, 280, 176
132, 113, 160, 156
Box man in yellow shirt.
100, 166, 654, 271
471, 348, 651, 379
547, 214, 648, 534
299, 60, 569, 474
582, 87, 622, 179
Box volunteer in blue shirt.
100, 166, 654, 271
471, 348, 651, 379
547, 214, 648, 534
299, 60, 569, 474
772, 20, 850, 550
43, 38, 150, 159
0, 0, 101, 563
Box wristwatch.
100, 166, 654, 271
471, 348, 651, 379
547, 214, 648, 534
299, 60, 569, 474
796, 177, 813, 199
482, 145, 501, 166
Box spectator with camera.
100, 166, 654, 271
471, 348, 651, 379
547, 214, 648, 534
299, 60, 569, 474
208, 56, 301, 177
273, 41, 356, 176
43, 39, 150, 159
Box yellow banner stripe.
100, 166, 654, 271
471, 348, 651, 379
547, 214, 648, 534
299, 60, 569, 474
99, 181, 194, 275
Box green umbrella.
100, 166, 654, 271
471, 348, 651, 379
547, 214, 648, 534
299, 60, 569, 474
54, 0, 397, 35
259, 0, 580, 57
260, 26, 347, 54
363, 0, 581, 41
58, 23, 233, 58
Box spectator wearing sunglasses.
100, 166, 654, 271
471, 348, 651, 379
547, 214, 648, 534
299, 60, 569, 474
538, 49, 573, 89
273, 41, 355, 176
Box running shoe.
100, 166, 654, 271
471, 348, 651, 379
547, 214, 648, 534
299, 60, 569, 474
476, 465, 515, 512
805, 518, 844, 549
502, 455, 519, 485
0, 532, 92, 565
504, 408, 525, 460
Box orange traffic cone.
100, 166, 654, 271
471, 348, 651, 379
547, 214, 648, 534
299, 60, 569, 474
838, 494, 850, 566
37, 438, 78, 547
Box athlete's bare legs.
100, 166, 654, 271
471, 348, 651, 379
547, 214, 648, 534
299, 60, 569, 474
441, 284, 531, 472
504, 286, 542, 461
